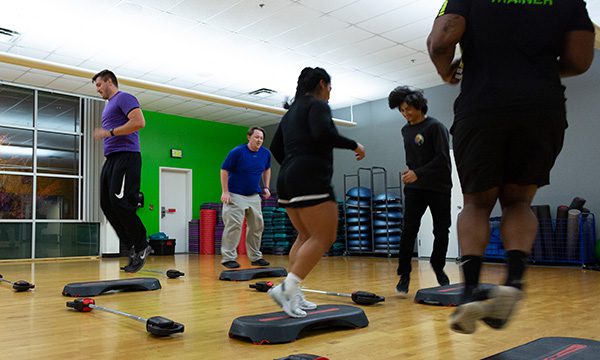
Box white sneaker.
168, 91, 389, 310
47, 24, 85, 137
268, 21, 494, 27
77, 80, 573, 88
268, 283, 307, 318
297, 290, 317, 310
481, 286, 523, 329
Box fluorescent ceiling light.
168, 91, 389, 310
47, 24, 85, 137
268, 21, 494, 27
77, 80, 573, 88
0, 27, 20, 43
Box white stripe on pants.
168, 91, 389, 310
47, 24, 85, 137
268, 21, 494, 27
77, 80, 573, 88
221, 193, 264, 262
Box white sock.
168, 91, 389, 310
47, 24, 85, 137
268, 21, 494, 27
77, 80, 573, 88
283, 272, 302, 294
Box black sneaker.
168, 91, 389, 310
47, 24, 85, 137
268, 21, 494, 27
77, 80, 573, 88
434, 268, 450, 286
395, 275, 410, 298
222, 260, 240, 269
120, 246, 135, 270
251, 258, 270, 266
123, 245, 153, 273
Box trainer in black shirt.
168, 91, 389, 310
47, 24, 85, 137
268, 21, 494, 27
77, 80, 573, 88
428, 0, 595, 335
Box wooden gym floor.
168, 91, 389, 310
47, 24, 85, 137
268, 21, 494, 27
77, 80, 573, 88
1, 254, 599, 360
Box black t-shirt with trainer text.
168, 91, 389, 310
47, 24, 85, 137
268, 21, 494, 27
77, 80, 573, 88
438, 0, 594, 119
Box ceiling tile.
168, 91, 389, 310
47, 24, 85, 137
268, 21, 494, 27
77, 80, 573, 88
169, 0, 240, 22
14, 70, 56, 88
0, 68, 25, 82
238, 3, 321, 41
329, 0, 413, 25
46, 75, 90, 93
298, 0, 359, 14
318, 36, 395, 64
44, 53, 86, 67
207, 0, 293, 32
357, 1, 440, 34
381, 18, 434, 44
294, 26, 372, 56
269, 15, 348, 49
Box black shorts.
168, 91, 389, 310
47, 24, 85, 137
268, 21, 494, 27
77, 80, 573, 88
277, 156, 336, 208
451, 110, 566, 193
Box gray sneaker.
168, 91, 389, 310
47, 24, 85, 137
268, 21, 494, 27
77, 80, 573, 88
123, 244, 154, 273
482, 286, 523, 329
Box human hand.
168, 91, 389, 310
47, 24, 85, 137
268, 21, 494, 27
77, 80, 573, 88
442, 59, 463, 85
262, 188, 271, 199
354, 143, 365, 160
221, 192, 231, 204
401, 169, 418, 184
93, 128, 110, 140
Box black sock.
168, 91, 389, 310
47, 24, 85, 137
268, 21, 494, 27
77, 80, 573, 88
505, 250, 528, 290
460, 255, 483, 303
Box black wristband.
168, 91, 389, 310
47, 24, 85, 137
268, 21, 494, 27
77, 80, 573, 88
109, 128, 115, 137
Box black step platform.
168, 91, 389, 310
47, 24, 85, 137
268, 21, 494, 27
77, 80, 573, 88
414, 283, 496, 306
219, 267, 287, 281
229, 304, 368, 344
62, 278, 161, 297
484, 337, 600, 360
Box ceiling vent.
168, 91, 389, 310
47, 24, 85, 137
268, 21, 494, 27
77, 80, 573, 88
0, 27, 20, 43
248, 88, 277, 97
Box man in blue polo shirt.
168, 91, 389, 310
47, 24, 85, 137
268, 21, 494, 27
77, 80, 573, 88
93, 69, 151, 273
220, 127, 271, 268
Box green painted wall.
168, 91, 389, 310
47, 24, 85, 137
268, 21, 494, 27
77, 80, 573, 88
137, 110, 247, 235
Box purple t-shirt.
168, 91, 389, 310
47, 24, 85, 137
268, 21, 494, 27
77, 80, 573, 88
102, 91, 141, 156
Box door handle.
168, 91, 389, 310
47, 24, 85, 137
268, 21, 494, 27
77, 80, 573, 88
161, 206, 166, 219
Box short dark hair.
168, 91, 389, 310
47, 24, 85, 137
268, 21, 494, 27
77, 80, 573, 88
388, 86, 428, 114
247, 126, 265, 137
92, 69, 119, 87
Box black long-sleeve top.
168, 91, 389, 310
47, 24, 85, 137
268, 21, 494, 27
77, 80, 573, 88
402, 116, 451, 193
270, 95, 357, 169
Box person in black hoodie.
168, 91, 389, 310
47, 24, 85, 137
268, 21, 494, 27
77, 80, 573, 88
388, 86, 452, 297
269, 67, 365, 318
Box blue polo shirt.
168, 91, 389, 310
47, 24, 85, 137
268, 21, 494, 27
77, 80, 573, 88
222, 145, 271, 196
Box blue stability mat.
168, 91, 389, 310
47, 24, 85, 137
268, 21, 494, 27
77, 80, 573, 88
229, 304, 368, 344
219, 267, 288, 281
414, 283, 496, 306
484, 337, 600, 360
62, 278, 161, 297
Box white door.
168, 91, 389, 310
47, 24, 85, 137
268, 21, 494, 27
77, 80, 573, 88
417, 150, 462, 259
160, 168, 192, 253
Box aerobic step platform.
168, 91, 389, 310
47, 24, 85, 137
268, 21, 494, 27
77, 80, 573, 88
62, 278, 161, 297
229, 304, 368, 344
414, 283, 496, 306
219, 267, 287, 281
484, 337, 600, 360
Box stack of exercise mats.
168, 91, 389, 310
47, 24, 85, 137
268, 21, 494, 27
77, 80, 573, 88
372, 192, 403, 254
261, 206, 276, 254
484, 197, 596, 265
188, 219, 200, 253
199, 208, 217, 255
345, 186, 372, 253
272, 207, 296, 255
551, 197, 596, 264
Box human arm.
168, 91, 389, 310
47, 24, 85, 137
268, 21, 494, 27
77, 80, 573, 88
559, 31, 595, 77
427, 13, 466, 84
262, 167, 271, 198
220, 169, 231, 204
307, 100, 364, 159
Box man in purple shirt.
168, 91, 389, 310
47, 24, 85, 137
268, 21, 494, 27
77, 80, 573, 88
92, 69, 151, 273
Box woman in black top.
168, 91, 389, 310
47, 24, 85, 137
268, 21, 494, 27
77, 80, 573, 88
268, 67, 365, 317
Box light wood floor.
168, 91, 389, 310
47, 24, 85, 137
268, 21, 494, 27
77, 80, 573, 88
1, 254, 599, 360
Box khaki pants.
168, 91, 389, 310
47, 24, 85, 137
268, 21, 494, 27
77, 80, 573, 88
221, 193, 264, 262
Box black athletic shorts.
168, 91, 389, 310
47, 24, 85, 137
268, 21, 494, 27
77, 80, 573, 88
277, 156, 336, 208
451, 109, 567, 193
